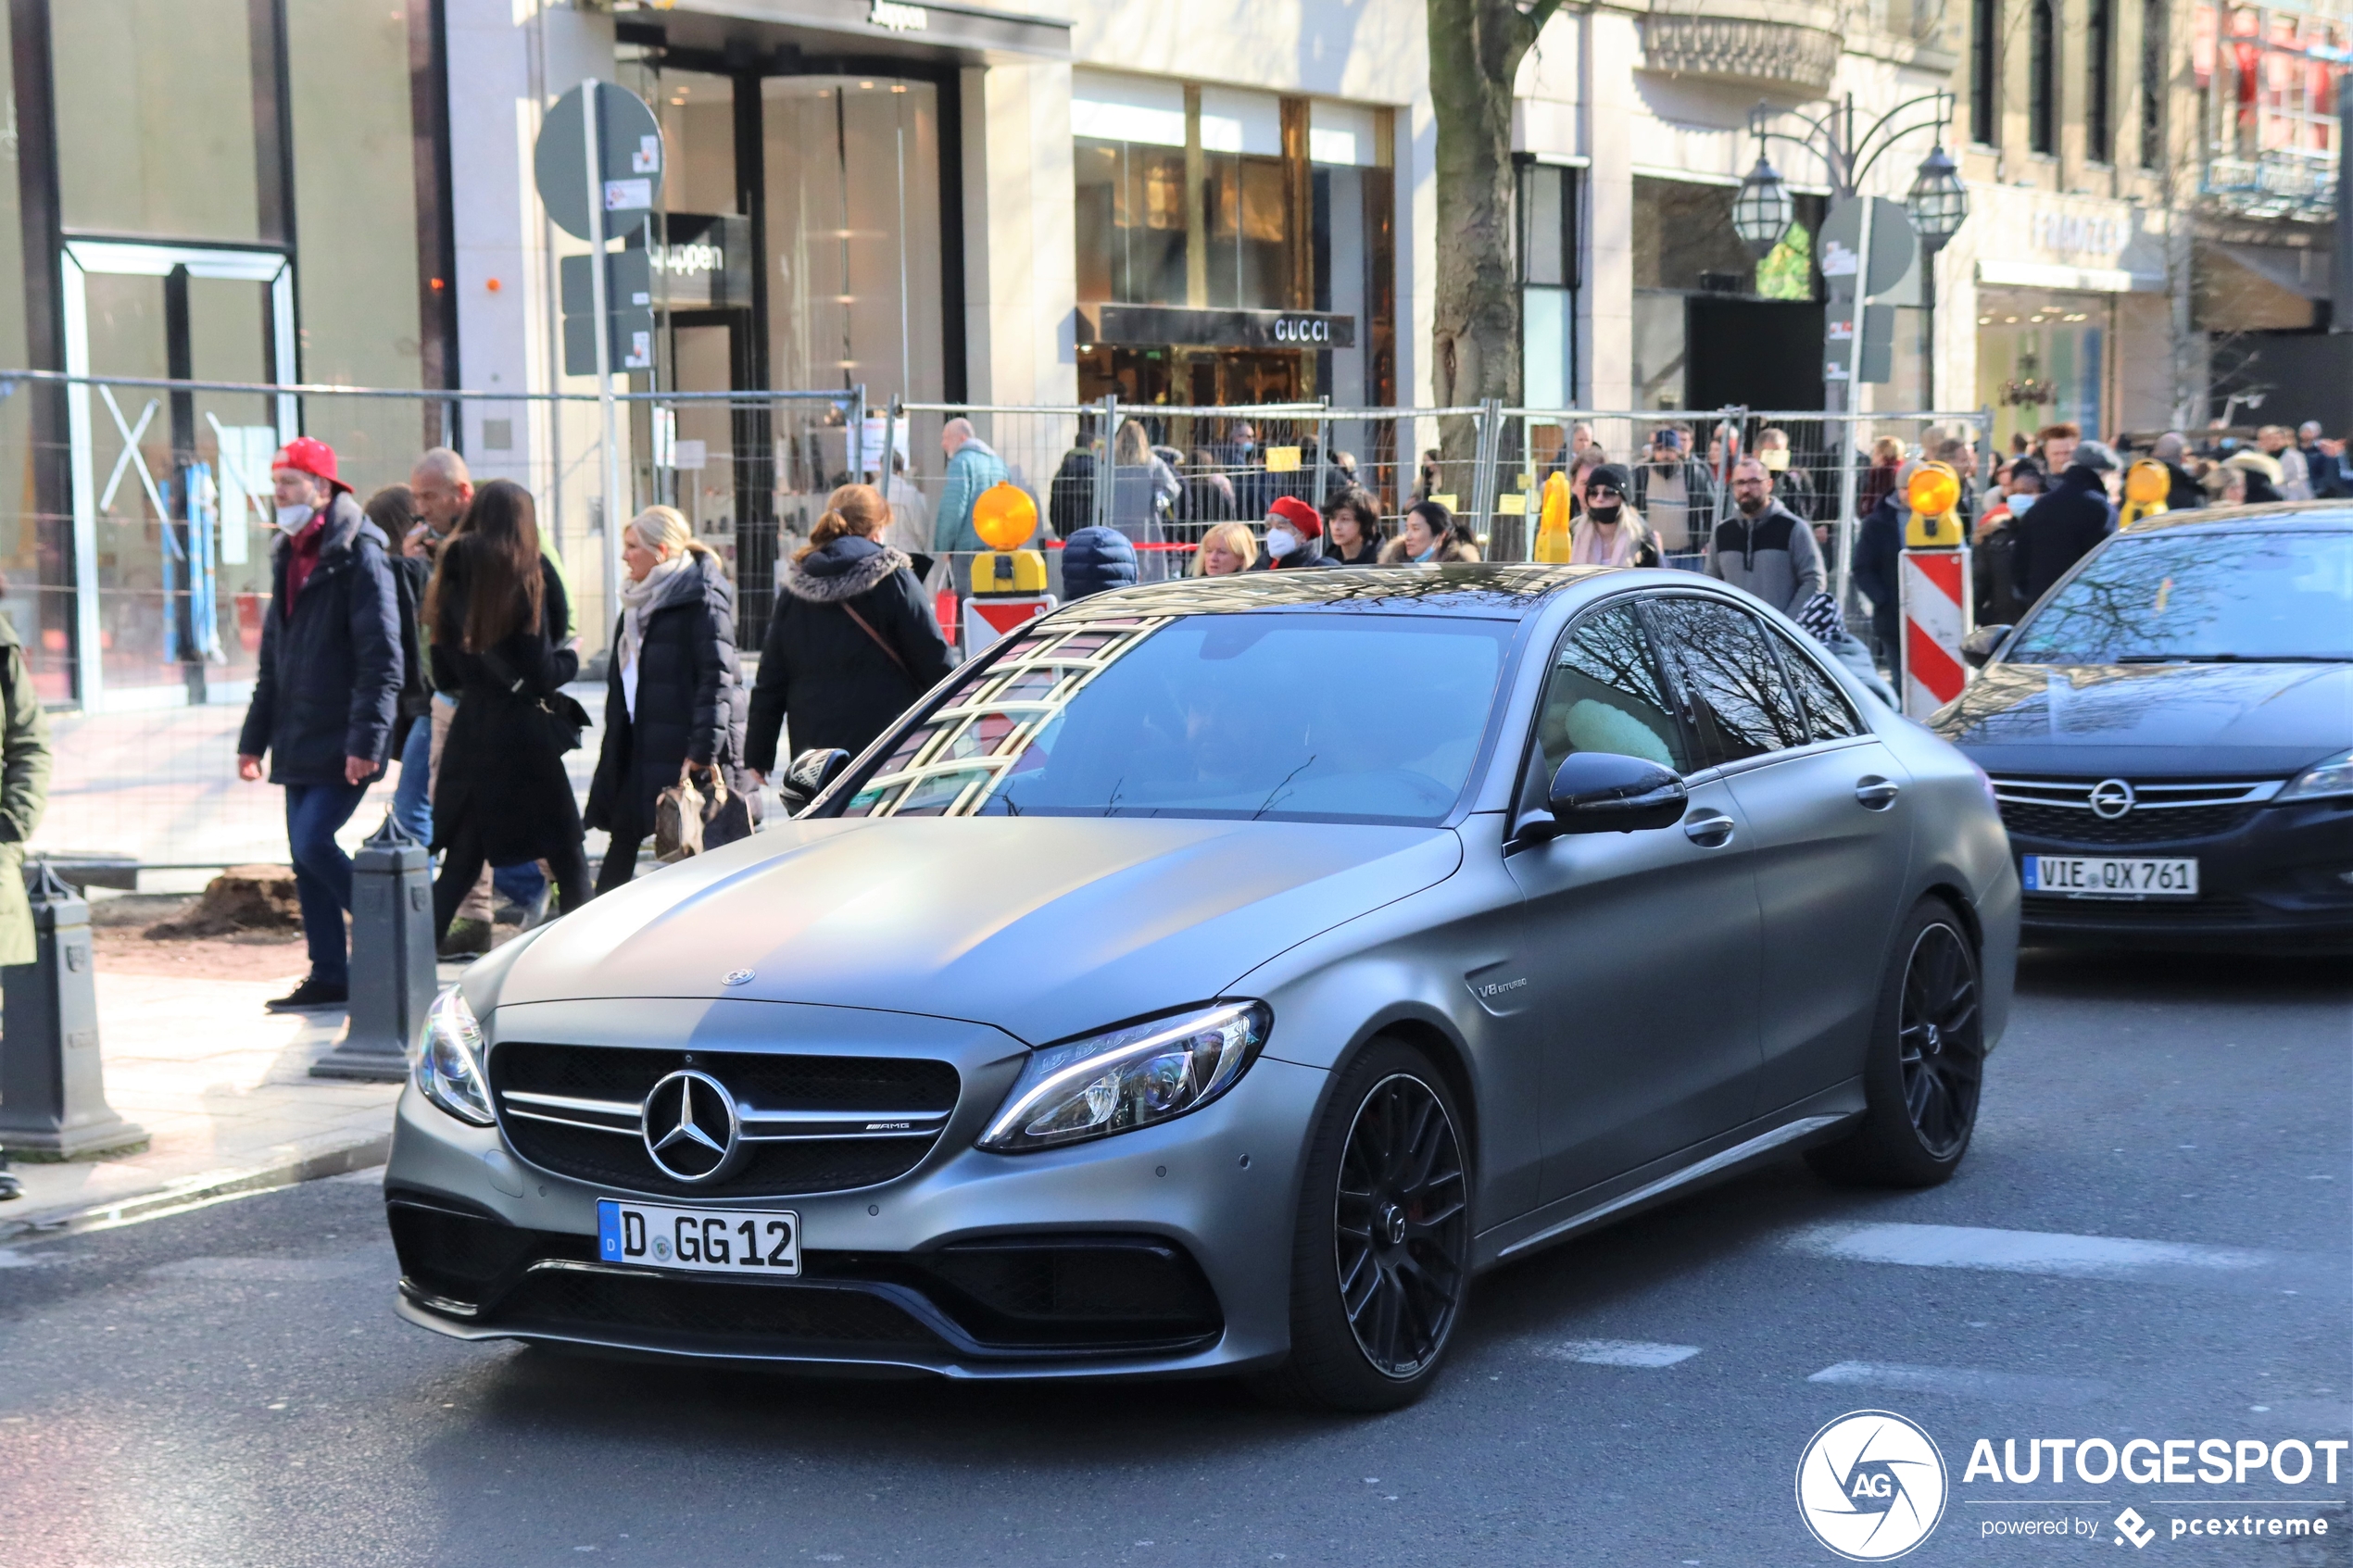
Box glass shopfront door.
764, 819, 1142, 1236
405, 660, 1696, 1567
62, 241, 296, 710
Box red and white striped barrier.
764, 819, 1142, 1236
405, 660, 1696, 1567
1897, 547, 1973, 719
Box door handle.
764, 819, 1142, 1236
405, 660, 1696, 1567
1682, 811, 1736, 847
1855, 776, 1902, 809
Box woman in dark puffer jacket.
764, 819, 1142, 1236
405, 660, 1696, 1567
585, 505, 749, 893
422, 480, 589, 938
746, 484, 955, 781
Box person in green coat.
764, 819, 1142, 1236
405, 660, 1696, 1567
0, 612, 54, 1201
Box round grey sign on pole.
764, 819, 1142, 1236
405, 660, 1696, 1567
534, 81, 664, 241
1819, 195, 1917, 299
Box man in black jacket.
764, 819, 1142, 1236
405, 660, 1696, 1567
236, 439, 402, 1012
2014, 441, 2119, 607
2150, 433, 2205, 511
1850, 478, 1907, 685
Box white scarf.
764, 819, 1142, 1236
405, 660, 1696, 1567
619, 553, 689, 676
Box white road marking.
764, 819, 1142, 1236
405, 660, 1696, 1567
1541, 1338, 1702, 1368
145, 1254, 378, 1283
1808, 1361, 2111, 1404
1784, 1222, 2274, 1281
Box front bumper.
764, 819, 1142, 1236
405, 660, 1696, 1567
2011, 796, 2353, 949
384, 1043, 1329, 1378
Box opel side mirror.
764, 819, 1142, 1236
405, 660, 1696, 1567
779, 747, 853, 815
1959, 624, 2012, 669
1547, 751, 1688, 834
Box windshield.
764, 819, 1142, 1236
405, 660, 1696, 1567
2005, 529, 2353, 664
837, 612, 1514, 823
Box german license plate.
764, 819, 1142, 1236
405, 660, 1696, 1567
2022, 855, 2199, 899
596, 1198, 800, 1277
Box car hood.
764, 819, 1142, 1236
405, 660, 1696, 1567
492, 816, 1465, 1046
1931, 660, 2353, 775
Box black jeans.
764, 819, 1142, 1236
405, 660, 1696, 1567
594, 833, 644, 897
434, 822, 589, 939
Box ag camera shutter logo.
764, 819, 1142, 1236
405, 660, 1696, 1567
1796, 1411, 1949, 1561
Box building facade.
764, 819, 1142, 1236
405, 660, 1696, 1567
5, 0, 2343, 709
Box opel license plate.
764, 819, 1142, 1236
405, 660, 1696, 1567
2021, 855, 2198, 899
597, 1198, 800, 1276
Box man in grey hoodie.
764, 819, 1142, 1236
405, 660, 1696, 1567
1705, 456, 1824, 618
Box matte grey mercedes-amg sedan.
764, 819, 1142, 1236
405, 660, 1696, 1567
386, 565, 2018, 1411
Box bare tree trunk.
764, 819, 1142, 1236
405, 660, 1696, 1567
1428, 0, 1561, 525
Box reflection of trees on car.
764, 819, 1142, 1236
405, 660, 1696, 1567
1646, 598, 1811, 758
2007, 534, 2246, 664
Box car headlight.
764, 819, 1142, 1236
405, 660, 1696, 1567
414, 986, 495, 1126
978, 1001, 1271, 1153
2278, 747, 2353, 803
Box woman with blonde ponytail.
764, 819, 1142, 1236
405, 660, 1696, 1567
584, 504, 749, 891
746, 483, 952, 779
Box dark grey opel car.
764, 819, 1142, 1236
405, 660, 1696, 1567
386, 566, 2018, 1410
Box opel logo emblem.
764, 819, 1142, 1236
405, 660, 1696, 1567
723, 969, 754, 986
641, 1069, 742, 1183
2088, 778, 2136, 820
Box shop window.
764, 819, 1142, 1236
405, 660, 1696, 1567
2030, 0, 2057, 155
1519, 162, 1578, 408
764, 78, 944, 410
1075, 138, 1189, 306
2139, 0, 2166, 168
288, 0, 426, 463
1207, 156, 1292, 309
50, 0, 261, 243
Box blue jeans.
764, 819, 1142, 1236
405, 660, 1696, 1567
284, 779, 371, 986
492, 859, 546, 909
390, 717, 433, 846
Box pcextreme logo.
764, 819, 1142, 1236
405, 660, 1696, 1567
1797, 1410, 1950, 1561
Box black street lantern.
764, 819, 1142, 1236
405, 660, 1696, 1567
1906, 143, 1969, 251
1731, 156, 1795, 257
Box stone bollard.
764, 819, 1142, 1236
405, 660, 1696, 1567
310, 814, 434, 1083
0, 862, 147, 1160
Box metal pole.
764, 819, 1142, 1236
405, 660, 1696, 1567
1832, 196, 1876, 616
1093, 394, 1118, 536
582, 82, 623, 650
1313, 401, 1330, 509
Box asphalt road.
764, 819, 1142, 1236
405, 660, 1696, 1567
2, 949, 2347, 1568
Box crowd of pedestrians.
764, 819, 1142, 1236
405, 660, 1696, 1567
225, 403, 2334, 1012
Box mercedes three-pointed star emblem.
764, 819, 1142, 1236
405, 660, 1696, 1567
641, 1068, 742, 1183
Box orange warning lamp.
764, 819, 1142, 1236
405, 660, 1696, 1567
971, 483, 1037, 551
2120, 459, 2171, 530
1904, 460, 1964, 548
1533, 471, 1574, 563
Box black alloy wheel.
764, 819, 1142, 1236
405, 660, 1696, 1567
1897, 921, 1983, 1160
1807, 898, 1987, 1188
1260, 1039, 1473, 1411
1333, 1073, 1469, 1380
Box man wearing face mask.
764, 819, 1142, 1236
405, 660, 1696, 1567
236, 438, 404, 1013
1248, 495, 1340, 570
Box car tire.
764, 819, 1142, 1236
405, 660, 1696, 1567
1806, 897, 1987, 1189
1254, 1038, 1472, 1412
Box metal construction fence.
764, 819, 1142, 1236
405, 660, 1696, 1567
0, 367, 1990, 878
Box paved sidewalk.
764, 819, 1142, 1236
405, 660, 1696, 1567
0, 965, 444, 1239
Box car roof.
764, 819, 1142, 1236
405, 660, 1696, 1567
1051, 563, 1627, 623
2124, 501, 2353, 534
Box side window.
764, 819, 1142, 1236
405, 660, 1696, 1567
1644, 597, 1811, 765
1770, 626, 1866, 742
1529, 604, 1695, 796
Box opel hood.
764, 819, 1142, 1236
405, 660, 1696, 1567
1931, 660, 2353, 776
491, 816, 1465, 1046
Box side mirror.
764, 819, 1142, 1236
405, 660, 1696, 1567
1546, 751, 1688, 834
778, 747, 853, 815
1959, 624, 2012, 669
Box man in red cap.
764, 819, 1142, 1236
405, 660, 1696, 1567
236, 437, 405, 1012
1248, 495, 1340, 571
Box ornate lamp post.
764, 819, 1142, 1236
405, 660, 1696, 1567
1730, 92, 1969, 614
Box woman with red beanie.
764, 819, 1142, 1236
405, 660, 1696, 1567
1248, 495, 1340, 570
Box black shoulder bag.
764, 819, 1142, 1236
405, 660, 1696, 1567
478, 644, 591, 755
